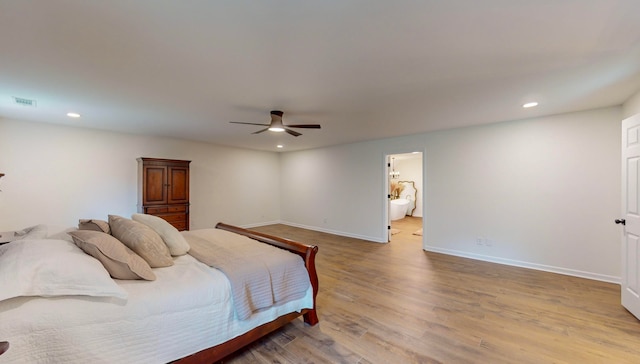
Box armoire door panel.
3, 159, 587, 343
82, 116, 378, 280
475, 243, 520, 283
144, 166, 168, 205
168, 167, 189, 204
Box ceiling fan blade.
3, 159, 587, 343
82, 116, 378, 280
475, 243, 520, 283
252, 128, 269, 134
230, 121, 270, 126
286, 124, 321, 129
285, 128, 302, 137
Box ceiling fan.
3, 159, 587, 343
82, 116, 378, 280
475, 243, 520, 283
230, 110, 321, 137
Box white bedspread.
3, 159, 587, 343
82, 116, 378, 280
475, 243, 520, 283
0, 254, 313, 364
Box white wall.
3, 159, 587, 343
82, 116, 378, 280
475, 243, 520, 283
0, 105, 627, 282
281, 107, 622, 282
624, 89, 640, 117
0, 118, 280, 230
279, 143, 385, 241
423, 107, 620, 282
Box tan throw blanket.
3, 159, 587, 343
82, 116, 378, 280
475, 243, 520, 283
182, 228, 311, 320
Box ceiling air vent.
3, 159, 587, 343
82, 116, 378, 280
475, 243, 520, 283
13, 97, 37, 107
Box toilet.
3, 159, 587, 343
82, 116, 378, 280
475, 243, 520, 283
390, 199, 410, 220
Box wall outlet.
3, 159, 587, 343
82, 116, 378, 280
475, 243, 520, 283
476, 237, 493, 247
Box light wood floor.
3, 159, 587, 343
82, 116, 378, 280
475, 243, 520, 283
222, 219, 640, 363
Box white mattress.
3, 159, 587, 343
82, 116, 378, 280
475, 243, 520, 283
0, 254, 313, 363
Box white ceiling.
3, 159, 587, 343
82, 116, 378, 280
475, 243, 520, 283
1, 1, 639, 152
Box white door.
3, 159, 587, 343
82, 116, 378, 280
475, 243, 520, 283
621, 113, 640, 320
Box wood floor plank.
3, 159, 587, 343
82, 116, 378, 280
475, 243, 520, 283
220, 218, 640, 363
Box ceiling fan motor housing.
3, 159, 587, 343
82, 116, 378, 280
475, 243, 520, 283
269, 110, 285, 130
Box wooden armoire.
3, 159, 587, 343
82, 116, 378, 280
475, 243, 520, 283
137, 158, 191, 231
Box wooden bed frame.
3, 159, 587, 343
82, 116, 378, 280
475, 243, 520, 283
173, 222, 319, 363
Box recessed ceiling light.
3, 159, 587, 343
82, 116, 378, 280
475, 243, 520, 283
67, 112, 81, 118
522, 102, 538, 108
276, 145, 284, 149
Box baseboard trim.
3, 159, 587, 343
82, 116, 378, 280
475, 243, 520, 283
240, 220, 281, 229
424, 245, 620, 284
283, 221, 387, 243
238, 221, 619, 284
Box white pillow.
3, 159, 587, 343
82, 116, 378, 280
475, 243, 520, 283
13, 224, 48, 240
131, 213, 190, 256
0, 239, 128, 302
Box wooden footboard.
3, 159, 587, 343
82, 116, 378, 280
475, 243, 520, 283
173, 223, 319, 363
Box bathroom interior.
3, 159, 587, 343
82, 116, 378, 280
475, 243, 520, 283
388, 152, 423, 241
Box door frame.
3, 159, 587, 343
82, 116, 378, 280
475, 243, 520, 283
383, 148, 426, 247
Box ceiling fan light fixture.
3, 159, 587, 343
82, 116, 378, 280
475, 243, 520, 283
268, 110, 285, 132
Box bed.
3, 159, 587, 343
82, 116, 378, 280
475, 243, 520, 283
0, 220, 319, 363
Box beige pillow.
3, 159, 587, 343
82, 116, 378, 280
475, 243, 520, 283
131, 213, 190, 256
68, 230, 156, 281
108, 215, 173, 268
78, 219, 111, 234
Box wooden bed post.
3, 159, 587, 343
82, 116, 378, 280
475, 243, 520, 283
302, 244, 319, 326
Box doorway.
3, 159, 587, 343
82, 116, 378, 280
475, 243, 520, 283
386, 151, 424, 244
